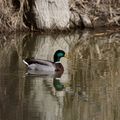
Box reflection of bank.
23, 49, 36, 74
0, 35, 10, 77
0, 31, 81, 71
0, 32, 73, 120
24, 32, 72, 120
1, 30, 120, 120
0, 34, 26, 120
24, 74, 70, 120
22, 31, 120, 120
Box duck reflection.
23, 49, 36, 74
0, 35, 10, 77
51, 78, 65, 120
53, 78, 64, 91
51, 77, 65, 96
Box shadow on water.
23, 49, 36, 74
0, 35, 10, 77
0, 30, 120, 120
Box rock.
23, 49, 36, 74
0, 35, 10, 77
93, 17, 106, 28
70, 11, 82, 28
80, 14, 93, 28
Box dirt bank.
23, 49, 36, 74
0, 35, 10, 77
69, 0, 120, 28
0, 0, 120, 33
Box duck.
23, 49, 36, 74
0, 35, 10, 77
23, 50, 66, 75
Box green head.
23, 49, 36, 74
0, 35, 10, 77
54, 50, 65, 63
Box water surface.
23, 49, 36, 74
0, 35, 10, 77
0, 30, 120, 120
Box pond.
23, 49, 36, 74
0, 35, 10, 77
0, 29, 120, 120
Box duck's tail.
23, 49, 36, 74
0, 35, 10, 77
23, 60, 29, 66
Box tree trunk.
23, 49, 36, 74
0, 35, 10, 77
33, 0, 70, 30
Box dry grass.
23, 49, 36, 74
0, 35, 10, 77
65, 31, 120, 120
0, 0, 120, 32
70, 0, 120, 27
0, 0, 26, 33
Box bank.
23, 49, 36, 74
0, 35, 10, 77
0, 0, 120, 33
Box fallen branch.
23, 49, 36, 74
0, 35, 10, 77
108, 16, 120, 25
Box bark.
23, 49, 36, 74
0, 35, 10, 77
33, 0, 70, 30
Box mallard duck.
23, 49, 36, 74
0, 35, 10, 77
23, 50, 66, 75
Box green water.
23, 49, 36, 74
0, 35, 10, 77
0, 30, 120, 120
